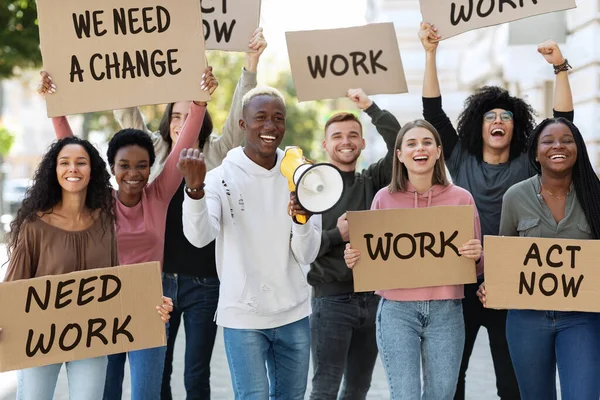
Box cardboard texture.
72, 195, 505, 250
419, 0, 576, 40
347, 205, 477, 292
0, 262, 166, 372
202, 0, 261, 51
285, 23, 408, 102
36, 0, 208, 117
484, 236, 600, 312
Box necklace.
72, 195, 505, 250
541, 184, 567, 200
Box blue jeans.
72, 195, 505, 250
161, 273, 219, 400
309, 292, 379, 400
17, 356, 107, 400
377, 298, 465, 400
223, 317, 310, 400
506, 310, 600, 400
103, 345, 167, 400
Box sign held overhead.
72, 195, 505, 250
419, 0, 576, 40
347, 205, 477, 292
285, 23, 408, 102
201, 0, 261, 51
36, 0, 208, 117
0, 262, 166, 372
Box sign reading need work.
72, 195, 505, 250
202, 0, 261, 51
347, 206, 477, 292
285, 23, 408, 102
420, 0, 576, 40
484, 236, 600, 312
36, 0, 208, 117
0, 262, 166, 372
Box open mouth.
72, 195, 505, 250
491, 128, 506, 137
65, 177, 82, 182
124, 180, 142, 186
550, 154, 567, 161
338, 148, 354, 154
413, 155, 429, 163
259, 134, 277, 144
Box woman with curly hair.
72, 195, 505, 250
478, 118, 600, 399
418, 22, 574, 399
37, 67, 217, 400
1, 137, 166, 399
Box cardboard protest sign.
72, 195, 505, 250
484, 236, 600, 312
202, 0, 261, 51
419, 0, 576, 40
36, 0, 208, 117
285, 23, 408, 102
347, 205, 477, 292
0, 262, 166, 372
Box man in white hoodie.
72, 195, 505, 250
178, 87, 322, 399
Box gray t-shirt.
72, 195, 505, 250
499, 176, 592, 240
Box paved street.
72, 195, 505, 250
0, 323, 501, 399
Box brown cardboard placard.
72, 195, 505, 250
419, 0, 576, 40
347, 205, 477, 292
202, 0, 261, 51
285, 23, 408, 102
0, 262, 166, 372
484, 236, 600, 312
36, 0, 208, 117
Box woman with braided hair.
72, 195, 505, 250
419, 22, 574, 400
478, 117, 600, 399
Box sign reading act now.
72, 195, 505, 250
484, 236, 600, 312
0, 262, 166, 372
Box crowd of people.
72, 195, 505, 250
2, 20, 599, 400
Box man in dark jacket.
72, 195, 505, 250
308, 88, 401, 400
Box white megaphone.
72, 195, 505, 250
281, 146, 345, 224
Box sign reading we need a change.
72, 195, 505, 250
36, 0, 208, 117
420, 0, 576, 40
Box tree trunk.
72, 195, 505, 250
81, 113, 92, 141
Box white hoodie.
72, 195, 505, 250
182, 147, 322, 329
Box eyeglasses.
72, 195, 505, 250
483, 110, 513, 122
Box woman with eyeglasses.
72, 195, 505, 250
418, 22, 574, 400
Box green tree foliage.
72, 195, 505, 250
0, 126, 15, 156
0, 0, 41, 78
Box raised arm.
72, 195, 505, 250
113, 107, 152, 134
37, 71, 75, 139
150, 68, 218, 202
537, 40, 574, 121
419, 23, 459, 159
203, 28, 266, 168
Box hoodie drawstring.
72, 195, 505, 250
413, 189, 434, 208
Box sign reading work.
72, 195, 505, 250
484, 236, 600, 312
347, 205, 477, 292
419, 0, 576, 40
36, 0, 208, 117
0, 262, 166, 372
285, 23, 408, 102
201, 0, 261, 51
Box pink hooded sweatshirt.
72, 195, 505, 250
372, 182, 483, 302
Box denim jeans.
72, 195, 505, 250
377, 298, 465, 400
161, 273, 219, 400
103, 344, 167, 400
506, 310, 600, 400
309, 292, 379, 400
17, 356, 107, 400
455, 282, 519, 400
223, 317, 310, 400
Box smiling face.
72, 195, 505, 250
169, 101, 192, 144
241, 94, 286, 167
481, 108, 514, 154
56, 144, 92, 194
397, 127, 441, 177
323, 120, 365, 172
111, 145, 151, 197
536, 122, 577, 175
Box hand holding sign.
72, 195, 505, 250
157, 296, 173, 323
477, 282, 487, 307
177, 148, 207, 200
195, 66, 219, 106
38, 71, 57, 96
337, 212, 350, 242
344, 243, 361, 269
458, 238, 482, 260
245, 28, 268, 73
418, 22, 441, 53
537, 40, 566, 66
347, 89, 373, 111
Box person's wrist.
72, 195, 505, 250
360, 99, 374, 111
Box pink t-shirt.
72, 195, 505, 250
371, 182, 483, 302
52, 103, 206, 267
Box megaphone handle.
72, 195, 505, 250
287, 202, 308, 225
